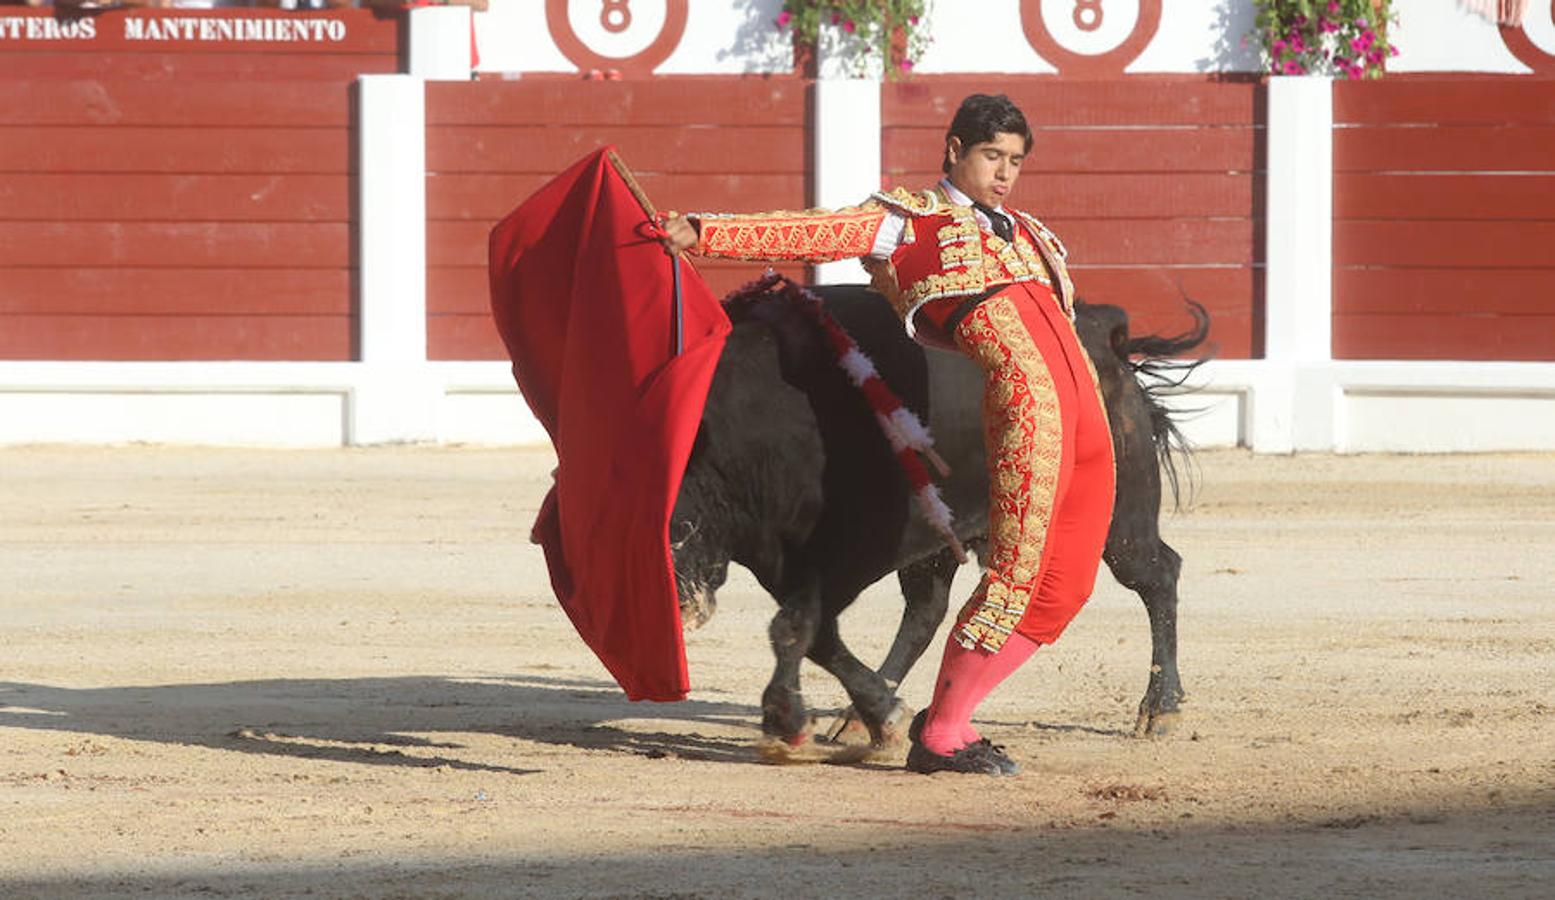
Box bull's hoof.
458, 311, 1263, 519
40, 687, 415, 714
1133, 707, 1182, 739
822, 700, 914, 749
822, 706, 872, 746
875, 700, 914, 749
756, 723, 821, 764
821, 702, 914, 764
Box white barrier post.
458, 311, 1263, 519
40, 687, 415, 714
812, 78, 882, 285
1263, 75, 1335, 452
355, 74, 436, 443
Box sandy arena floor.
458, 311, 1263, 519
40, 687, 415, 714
1, 446, 1552, 898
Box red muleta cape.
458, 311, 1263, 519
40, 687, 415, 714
487, 149, 731, 701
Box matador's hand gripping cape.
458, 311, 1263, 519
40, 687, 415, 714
487, 148, 732, 701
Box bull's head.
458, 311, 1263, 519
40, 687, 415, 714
670, 428, 730, 631
666, 315, 825, 632
669, 515, 728, 631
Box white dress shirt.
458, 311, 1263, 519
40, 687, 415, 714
866, 179, 1008, 260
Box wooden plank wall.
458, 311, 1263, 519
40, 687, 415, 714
424, 79, 810, 361
0, 9, 400, 361
1333, 80, 1555, 360
883, 78, 1264, 359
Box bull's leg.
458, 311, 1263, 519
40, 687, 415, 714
759, 584, 822, 748
879, 546, 962, 686
1096, 331, 1188, 738
823, 545, 966, 745
1103, 533, 1185, 738
808, 617, 911, 750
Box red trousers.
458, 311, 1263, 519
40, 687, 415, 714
947, 282, 1115, 652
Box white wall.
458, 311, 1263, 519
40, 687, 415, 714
474, 0, 792, 75
1390, 1, 1529, 73
913, 0, 1055, 74
470, 0, 1546, 77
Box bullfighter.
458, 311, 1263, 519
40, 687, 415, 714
659, 93, 1115, 776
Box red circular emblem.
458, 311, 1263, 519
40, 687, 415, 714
545, 0, 690, 76
1019, 0, 1162, 76
1500, 4, 1555, 75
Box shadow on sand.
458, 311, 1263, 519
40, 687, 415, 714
0, 673, 765, 775
4, 800, 1554, 900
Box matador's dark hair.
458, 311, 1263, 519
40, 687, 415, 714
942, 93, 1033, 173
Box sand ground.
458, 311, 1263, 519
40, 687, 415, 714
1, 446, 1552, 898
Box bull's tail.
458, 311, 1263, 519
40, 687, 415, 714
1117, 299, 1213, 509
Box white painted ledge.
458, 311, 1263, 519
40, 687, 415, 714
4, 359, 1554, 453
0, 361, 544, 448
1168, 360, 1555, 454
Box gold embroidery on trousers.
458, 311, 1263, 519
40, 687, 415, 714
951, 295, 1065, 653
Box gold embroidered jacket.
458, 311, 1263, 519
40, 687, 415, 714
691, 186, 1075, 346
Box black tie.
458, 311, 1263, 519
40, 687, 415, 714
973, 201, 1014, 243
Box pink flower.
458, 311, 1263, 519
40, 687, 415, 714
1283, 59, 1305, 75
1350, 36, 1367, 54
842, 19, 856, 33
1357, 18, 1370, 28
1319, 17, 1339, 34
1327, 1, 1340, 13
776, 10, 792, 27
1272, 38, 1288, 53
831, 12, 841, 25
908, 15, 919, 25
900, 58, 914, 71
1389, 45, 1400, 57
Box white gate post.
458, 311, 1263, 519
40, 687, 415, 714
355, 73, 436, 443
1263, 75, 1335, 452
812, 78, 882, 285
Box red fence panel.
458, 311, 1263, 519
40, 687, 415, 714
424, 78, 811, 361
882, 77, 1265, 359
0, 8, 399, 361
1333, 79, 1555, 361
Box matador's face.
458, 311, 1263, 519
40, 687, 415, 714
946, 131, 1027, 210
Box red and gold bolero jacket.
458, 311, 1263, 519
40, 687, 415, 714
690, 185, 1075, 348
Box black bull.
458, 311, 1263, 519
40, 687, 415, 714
669, 284, 1209, 752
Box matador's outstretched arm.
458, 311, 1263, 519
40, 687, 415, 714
664, 203, 890, 264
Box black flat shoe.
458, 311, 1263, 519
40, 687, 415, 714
905, 740, 1007, 775
907, 710, 1020, 776
963, 738, 1021, 776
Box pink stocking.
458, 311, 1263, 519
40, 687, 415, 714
917, 632, 1041, 755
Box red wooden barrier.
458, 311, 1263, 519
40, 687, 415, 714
424, 79, 811, 361
1333, 79, 1555, 361
0, 8, 399, 361
883, 78, 1265, 359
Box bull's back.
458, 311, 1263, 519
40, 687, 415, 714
812, 286, 991, 565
